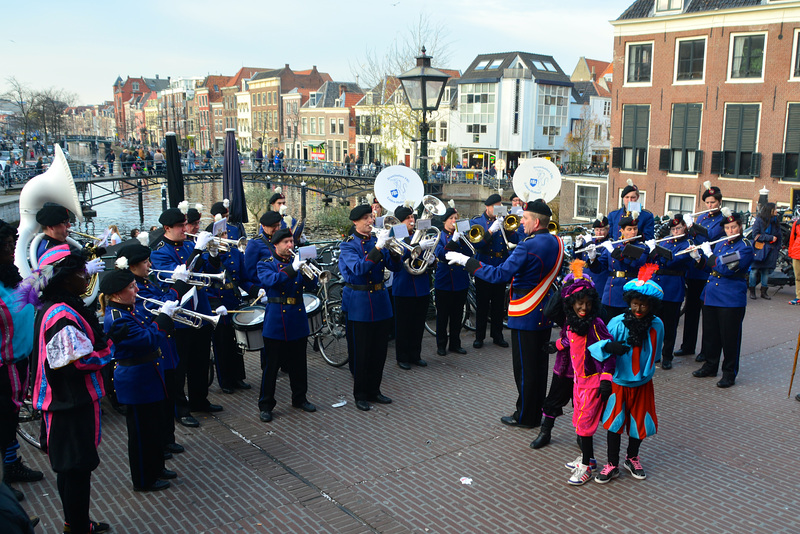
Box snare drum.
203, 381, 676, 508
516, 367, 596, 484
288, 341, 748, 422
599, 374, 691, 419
232, 306, 265, 351
304, 293, 323, 334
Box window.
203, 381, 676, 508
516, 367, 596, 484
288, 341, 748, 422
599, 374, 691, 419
603, 101, 611, 117
330, 119, 336, 135
621, 105, 650, 171
675, 38, 706, 82
513, 79, 520, 135
656, 0, 681, 12
730, 33, 766, 80
537, 84, 568, 137
626, 43, 653, 84
440, 121, 447, 143
339, 119, 345, 134
489, 59, 503, 69
595, 124, 604, 141
666, 194, 694, 215
776, 103, 800, 181
475, 60, 490, 70
252, 94, 256, 106
318, 118, 324, 135
575, 185, 600, 219
466, 125, 487, 133
792, 30, 800, 79
543, 126, 559, 145
310, 117, 316, 134
719, 104, 760, 178
668, 103, 702, 173
459, 83, 496, 125
301, 117, 307, 135
132, 82, 139, 92
721, 199, 750, 214
335, 140, 341, 161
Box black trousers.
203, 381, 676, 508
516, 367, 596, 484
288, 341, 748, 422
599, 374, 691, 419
259, 338, 308, 413
57, 470, 92, 534
347, 319, 391, 401
510, 328, 552, 426
604, 305, 627, 323
161, 369, 176, 446
174, 325, 213, 414
125, 401, 164, 489
701, 306, 746, 378
680, 278, 705, 353
213, 320, 246, 390
660, 301, 682, 362
394, 295, 429, 364
474, 278, 505, 341
435, 289, 467, 350
541, 372, 573, 419
0, 359, 27, 448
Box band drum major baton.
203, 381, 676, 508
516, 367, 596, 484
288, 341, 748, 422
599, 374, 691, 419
232, 306, 266, 351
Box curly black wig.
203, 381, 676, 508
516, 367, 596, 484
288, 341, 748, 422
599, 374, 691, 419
562, 285, 601, 336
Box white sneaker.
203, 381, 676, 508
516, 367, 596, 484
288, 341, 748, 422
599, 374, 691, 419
565, 455, 596, 470
568, 463, 593, 485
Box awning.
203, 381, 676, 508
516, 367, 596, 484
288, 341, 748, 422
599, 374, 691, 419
305, 140, 325, 148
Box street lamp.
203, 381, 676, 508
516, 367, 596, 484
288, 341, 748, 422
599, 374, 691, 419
398, 47, 450, 184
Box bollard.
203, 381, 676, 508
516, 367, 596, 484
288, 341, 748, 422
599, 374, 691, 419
138, 179, 144, 225
301, 181, 307, 222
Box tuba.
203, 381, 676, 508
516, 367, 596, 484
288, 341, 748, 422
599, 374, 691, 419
403, 195, 444, 275
15, 145, 101, 306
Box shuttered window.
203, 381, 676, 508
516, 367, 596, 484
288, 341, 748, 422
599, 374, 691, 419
621, 105, 649, 171
722, 104, 760, 178
670, 103, 702, 173
783, 103, 800, 180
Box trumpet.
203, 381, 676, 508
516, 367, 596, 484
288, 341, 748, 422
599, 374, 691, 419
149, 268, 226, 287
137, 295, 220, 329
288, 249, 332, 284
370, 216, 410, 256
185, 233, 248, 254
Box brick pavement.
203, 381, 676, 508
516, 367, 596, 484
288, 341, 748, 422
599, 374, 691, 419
11, 286, 800, 533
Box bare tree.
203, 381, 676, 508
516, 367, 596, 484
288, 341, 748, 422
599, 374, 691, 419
33, 88, 75, 148
3, 77, 40, 164
564, 104, 600, 174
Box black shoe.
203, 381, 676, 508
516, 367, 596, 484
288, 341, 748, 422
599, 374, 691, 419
436, 348, 447, 356
195, 404, 223, 413
293, 401, 317, 412
221, 387, 234, 394
695, 353, 706, 362
530, 418, 554, 449
372, 394, 392, 404
91, 521, 111, 533
795, 393, 800, 402
500, 415, 535, 429
259, 411, 273, 422
493, 338, 509, 348
159, 469, 177, 480
473, 339, 484, 349
413, 359, 428, 367
356, 400, 371, 411
3, 457, 44, 483
397, 361, 411, 370
165, 443, 185, 454
234, 380, 252, 390
661, 360, 673, 370
163, 451, 173, 460
179, 416, 199, 428
29, 516, 39, 528
450, 347, 467, 355
673, 349, 694, 357
692, 367, 717, 378
717, 376, 736, 388
134, 480, 170, 492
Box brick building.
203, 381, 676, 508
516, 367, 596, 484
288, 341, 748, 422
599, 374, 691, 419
194, 75, 230, 152
609, 0, 800, 217
112, 75, 169, 141
299, 81, 363, 162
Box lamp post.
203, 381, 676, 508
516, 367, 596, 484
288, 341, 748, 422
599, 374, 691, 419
398, 47, 450, 185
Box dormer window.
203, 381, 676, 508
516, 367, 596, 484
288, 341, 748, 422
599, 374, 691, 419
489, 59, 503, 69
475, 60, 490, 70
310, 93, 317, 106
656, 0, 682, 13
132, 82, 139, 92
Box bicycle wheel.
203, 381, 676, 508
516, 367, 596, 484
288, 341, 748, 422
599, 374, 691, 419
424, 288, 437, 336
16, 400, 42, 450
317, 300, 349, 367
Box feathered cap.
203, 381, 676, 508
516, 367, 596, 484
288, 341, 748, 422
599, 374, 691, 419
592, 212, 608, 228
701, 180, 722, 201
177, 200, 189, 214
621, 178, 638, 199
560, 259, 595, 299
623, 264, 664, 300
269, 187, 285, 206
721, 206, 741, 225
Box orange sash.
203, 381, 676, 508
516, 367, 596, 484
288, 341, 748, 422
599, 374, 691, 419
508, 236, 564, 317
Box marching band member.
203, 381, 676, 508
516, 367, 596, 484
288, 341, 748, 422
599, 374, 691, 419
245, 211, 282, 279
691, 209, 754, 388
255, 228, 318, 422
101, 270, 177, 492
447, 199, 563, 429
607, 180, 654, 241
676, 183, 724, 361
469, 194, 514, 349
433, 206, 471, 356
269, 188, 304, 242
116, 243, 189, 457
34, 204, 71, 261
207, 200, 246, 241
575, 214, 611, 302
150, 208, 222, 428
392, 205, 435, 370
651, 215, 694, 370
339, 205, 402, 412
509, 192, 524, 209
29, 244, 112, 534
180, 202, 203, 239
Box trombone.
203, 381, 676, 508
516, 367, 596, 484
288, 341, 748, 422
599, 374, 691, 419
137, 295, 220, 328
185, 233, 248, 253
288, 249, 332, 284
149, 268, 226, 287
69, 229, 103, 242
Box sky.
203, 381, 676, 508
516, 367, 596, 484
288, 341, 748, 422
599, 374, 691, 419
2, 0, 635, 106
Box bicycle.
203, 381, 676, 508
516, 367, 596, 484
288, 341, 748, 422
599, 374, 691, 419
309, 279, 348, 367
17, 394, 43, 450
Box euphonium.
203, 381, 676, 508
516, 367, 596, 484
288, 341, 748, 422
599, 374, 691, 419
402, 195, 445, 275
467, 224, 485, 243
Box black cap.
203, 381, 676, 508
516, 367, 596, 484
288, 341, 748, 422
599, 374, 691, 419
260, 211, 282, 226
117, 243, 151, 265
702, 186, 722, 201
159, 208, 186, 227
485, 194, 502, 206
99, 269, 135, 295
210, 202, 228, 216
349, 204, 372, 221
271, 228, 293, 245
509, 192, 519, 201
668, 214, 686, 228
441, 207, 457, 222
621, 182, 639, 198
394, 206, 413, 221
524, 199, 552, 216
186, 208, 201, 223
269, 192, 285, 205
723, 211, 742, 225
592, 216, 609, 228
619, 215, 638, 228
36, 204, 70, 226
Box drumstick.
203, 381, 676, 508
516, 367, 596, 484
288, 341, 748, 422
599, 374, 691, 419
220, 310, 256, 314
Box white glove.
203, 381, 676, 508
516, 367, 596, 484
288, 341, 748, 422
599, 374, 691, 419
645, 239, 656, 253
689, 248, 701, 261
575, 235, 585, 248
85, 258, 104, 275
375, 229, 390, 249
446, 251, 470, 266
600, 241, 614, 254
283, 214, 293, 228
194, 231, 214, 251
208, 244, 219, 258
171, 264, 189, 282
700, 242, 713, 257
256, 288, 266, 300
215, 305, 228, 316
291, 252, 302, 271
420, 237, 436, 250
683, 214, 694, 228
260, 295, 269, 305
488, 219, 502, 234
279, 205, 288, 216
159, 300, 179, 317
586, 244, 597, 261
452, 230, 463, 242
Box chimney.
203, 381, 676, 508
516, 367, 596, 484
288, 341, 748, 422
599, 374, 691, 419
339, 84, 347, 97
591, 67, 596, 82
285, 64, 290, 69
156, 74, 159, 79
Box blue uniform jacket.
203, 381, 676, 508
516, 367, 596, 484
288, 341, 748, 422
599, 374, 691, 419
701, 236, 754, 308
150, 237, 214, 325
469, 212, 517, 266
257, 254, 318, 340
205, 221, 246, 241
608, 208, 654, 241
280, 216, 305, 243
338, 232, 401, 322
687, 211, 725, 281
207, 248, 256, 322
104, 302, 170, 405
434, 231, 470, 292
392, 238, 432, 298
134, 275, 181, 370
575, 238, 610, 302
590, 242, 647, 308
36, 235, 66, 262
651, 235, 694, 303
244, 235, 274, 288
465, 229, 562, 331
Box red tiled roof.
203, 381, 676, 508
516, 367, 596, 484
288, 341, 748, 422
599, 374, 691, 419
585, 59, 611, 77
344, 93, 362, 108
439, 69, 462, 79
